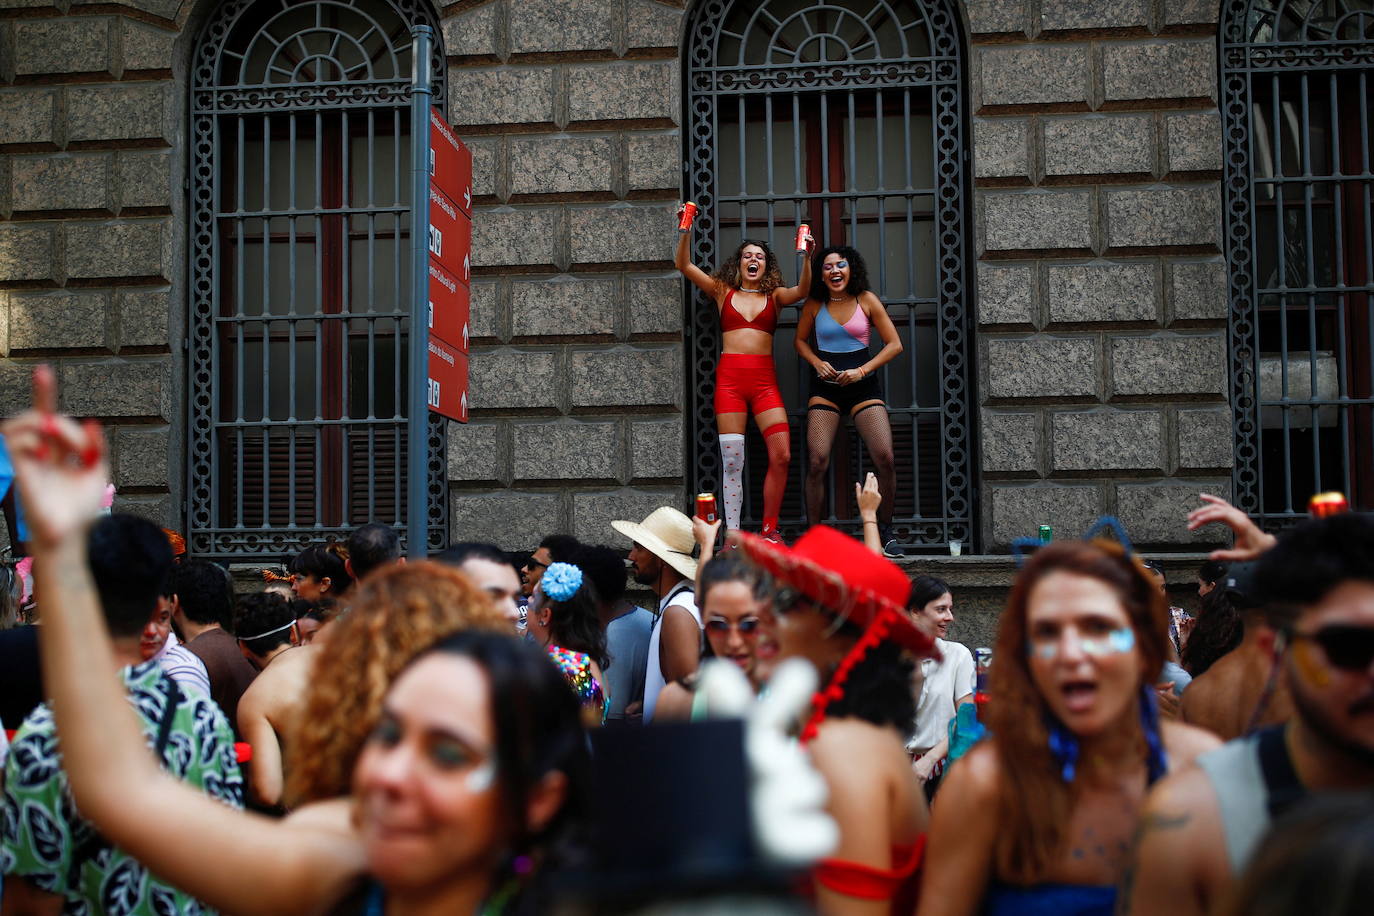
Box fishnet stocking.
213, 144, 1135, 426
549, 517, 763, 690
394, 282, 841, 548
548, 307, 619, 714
804, 407, 841, 525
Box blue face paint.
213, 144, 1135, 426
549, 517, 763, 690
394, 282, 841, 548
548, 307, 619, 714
1028, 626, 1136, 660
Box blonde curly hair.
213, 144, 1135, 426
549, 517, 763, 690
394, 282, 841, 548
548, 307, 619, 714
284, 560, 509, 807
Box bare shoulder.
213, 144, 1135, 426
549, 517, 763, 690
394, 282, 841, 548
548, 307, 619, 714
1144, 752, 1218, 818
859, 290, 887, 312
1161, 719, 1223, 768
940, 739, 1002, 804
809, 717, 903, 763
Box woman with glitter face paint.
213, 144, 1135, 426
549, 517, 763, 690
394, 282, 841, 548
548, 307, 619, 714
676, 218, 813, 542
2, 366, 590, 916
917, 540, 1221, 916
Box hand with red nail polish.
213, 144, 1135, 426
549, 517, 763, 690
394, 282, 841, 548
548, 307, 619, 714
0, 364, 110, 549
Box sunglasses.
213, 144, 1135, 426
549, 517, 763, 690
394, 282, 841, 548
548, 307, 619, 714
1290, 624, 1374, 671
524, 557, 548, 571
705, 616, 761, 636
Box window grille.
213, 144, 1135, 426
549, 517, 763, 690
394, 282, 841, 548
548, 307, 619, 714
189, 0, 448, 558
1222, 0, 1374, 525
684, 0, 974, 548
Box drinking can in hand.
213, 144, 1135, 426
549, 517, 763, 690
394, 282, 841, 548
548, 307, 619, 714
795, 223, 811, 252
695, 493, 718, 523
677, 201, 698, 232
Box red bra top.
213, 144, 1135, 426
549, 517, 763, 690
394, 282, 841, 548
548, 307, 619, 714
813, 834, 926, 914
720, 289, 778, 334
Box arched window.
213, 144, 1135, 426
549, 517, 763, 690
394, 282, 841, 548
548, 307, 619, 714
1222, 0, 1374, 525
188, 0, 447, 558
684, 0, 974, 549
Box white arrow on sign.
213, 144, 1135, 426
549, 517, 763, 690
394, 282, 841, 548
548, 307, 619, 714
463, 253, 470, 281
464, 186, 471, 209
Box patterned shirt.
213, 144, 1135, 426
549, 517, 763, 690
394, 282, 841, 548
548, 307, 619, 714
1, 661, 244, 915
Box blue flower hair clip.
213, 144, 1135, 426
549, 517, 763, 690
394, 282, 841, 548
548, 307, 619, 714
542, 562, 583, 602
1010, 515, 1136, 568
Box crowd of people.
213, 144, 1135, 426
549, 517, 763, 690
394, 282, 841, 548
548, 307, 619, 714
1, 367, 1372, 916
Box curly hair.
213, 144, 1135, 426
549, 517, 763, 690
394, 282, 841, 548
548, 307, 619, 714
986, 539, 1168, 884
284, 561, 509, 807
1181, 586, 1243, 677
711, 239, 784, 298
542, 580, 608, 671
822, 635, 916, 733
808, 245, 871, 301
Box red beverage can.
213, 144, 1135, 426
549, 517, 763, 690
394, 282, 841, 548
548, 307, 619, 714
677, 201, 698, 232
1309, 491, 1349, 518
795, 223, 811, 252
695, 493, 718, 524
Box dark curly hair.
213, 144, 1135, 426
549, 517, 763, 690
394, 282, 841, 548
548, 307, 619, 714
231, 591, 296, 657
823, 636, 917, 733
711, 239, 784, 297
809, 244, 871, 301
1181, 586, 1243, 677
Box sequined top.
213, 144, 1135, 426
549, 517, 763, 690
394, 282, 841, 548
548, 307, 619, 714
547, 645, 604, 715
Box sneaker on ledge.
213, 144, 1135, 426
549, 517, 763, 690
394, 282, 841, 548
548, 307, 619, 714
761, 529, 784, 545
880, 527, 904, 559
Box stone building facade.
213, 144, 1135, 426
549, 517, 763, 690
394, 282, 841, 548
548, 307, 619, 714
5, 0, 1363, 594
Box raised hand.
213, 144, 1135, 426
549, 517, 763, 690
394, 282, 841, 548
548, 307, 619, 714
855, 472, 882, 519
1, 365, 109, 550
1185, 493, 1277, 562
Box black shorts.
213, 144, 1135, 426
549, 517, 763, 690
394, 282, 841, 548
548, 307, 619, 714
807, 349, 884, 415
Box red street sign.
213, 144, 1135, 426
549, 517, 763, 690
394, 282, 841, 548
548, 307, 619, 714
427, 336, 468, 422
427, 185, 470, 283
429, 108, 472, 216
428, 260, 469, 354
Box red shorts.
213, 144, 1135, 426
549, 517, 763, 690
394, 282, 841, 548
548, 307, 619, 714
714, 353, 785, 416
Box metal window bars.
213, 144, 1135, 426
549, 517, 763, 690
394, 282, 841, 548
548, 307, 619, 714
189, 0, 448, 559
684, 0, 974, 549
1222, 0, 1374, 527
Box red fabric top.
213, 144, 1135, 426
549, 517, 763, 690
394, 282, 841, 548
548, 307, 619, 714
814, 834, 926, 914
720, 289, 778, 334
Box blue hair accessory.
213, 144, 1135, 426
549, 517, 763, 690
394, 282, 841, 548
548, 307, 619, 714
1046, 717, 1079, 783
542, 562, 583, 602
1139, 684, 1169, 784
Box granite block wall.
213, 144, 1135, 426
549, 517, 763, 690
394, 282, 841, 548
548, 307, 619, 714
0, 0, 1239, 559
969, 0, 1232, 550
443, 0, 687, 550
0, 0, 183, 527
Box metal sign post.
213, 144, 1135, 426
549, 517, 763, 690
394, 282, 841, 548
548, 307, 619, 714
407, 25, 433, 559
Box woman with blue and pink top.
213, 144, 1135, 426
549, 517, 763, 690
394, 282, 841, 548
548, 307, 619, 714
794, 246, 905, 558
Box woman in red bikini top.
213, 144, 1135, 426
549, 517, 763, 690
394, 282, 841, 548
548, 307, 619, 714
675, 221, 812, 542
734, 524, 940, 915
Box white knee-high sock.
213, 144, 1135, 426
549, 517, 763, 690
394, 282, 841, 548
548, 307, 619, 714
719, 433, 746, 530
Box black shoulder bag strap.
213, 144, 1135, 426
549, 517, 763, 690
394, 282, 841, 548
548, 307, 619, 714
67, 676, 182, 889
1256, 724, 1305, 821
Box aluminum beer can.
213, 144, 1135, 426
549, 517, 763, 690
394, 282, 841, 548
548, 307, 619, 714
1309, 491, 1349, 518
1038, 524, 1053, 543
695, 492, 718, 523
677, 201, 698, 231
795, 223, 811, 252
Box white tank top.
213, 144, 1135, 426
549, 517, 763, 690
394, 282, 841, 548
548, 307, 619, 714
641, 582, 699, 722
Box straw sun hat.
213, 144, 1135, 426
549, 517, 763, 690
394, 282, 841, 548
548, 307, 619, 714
610, 507, 698, 580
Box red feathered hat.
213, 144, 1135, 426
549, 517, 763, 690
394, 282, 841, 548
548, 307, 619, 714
732, 525, 938, 659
